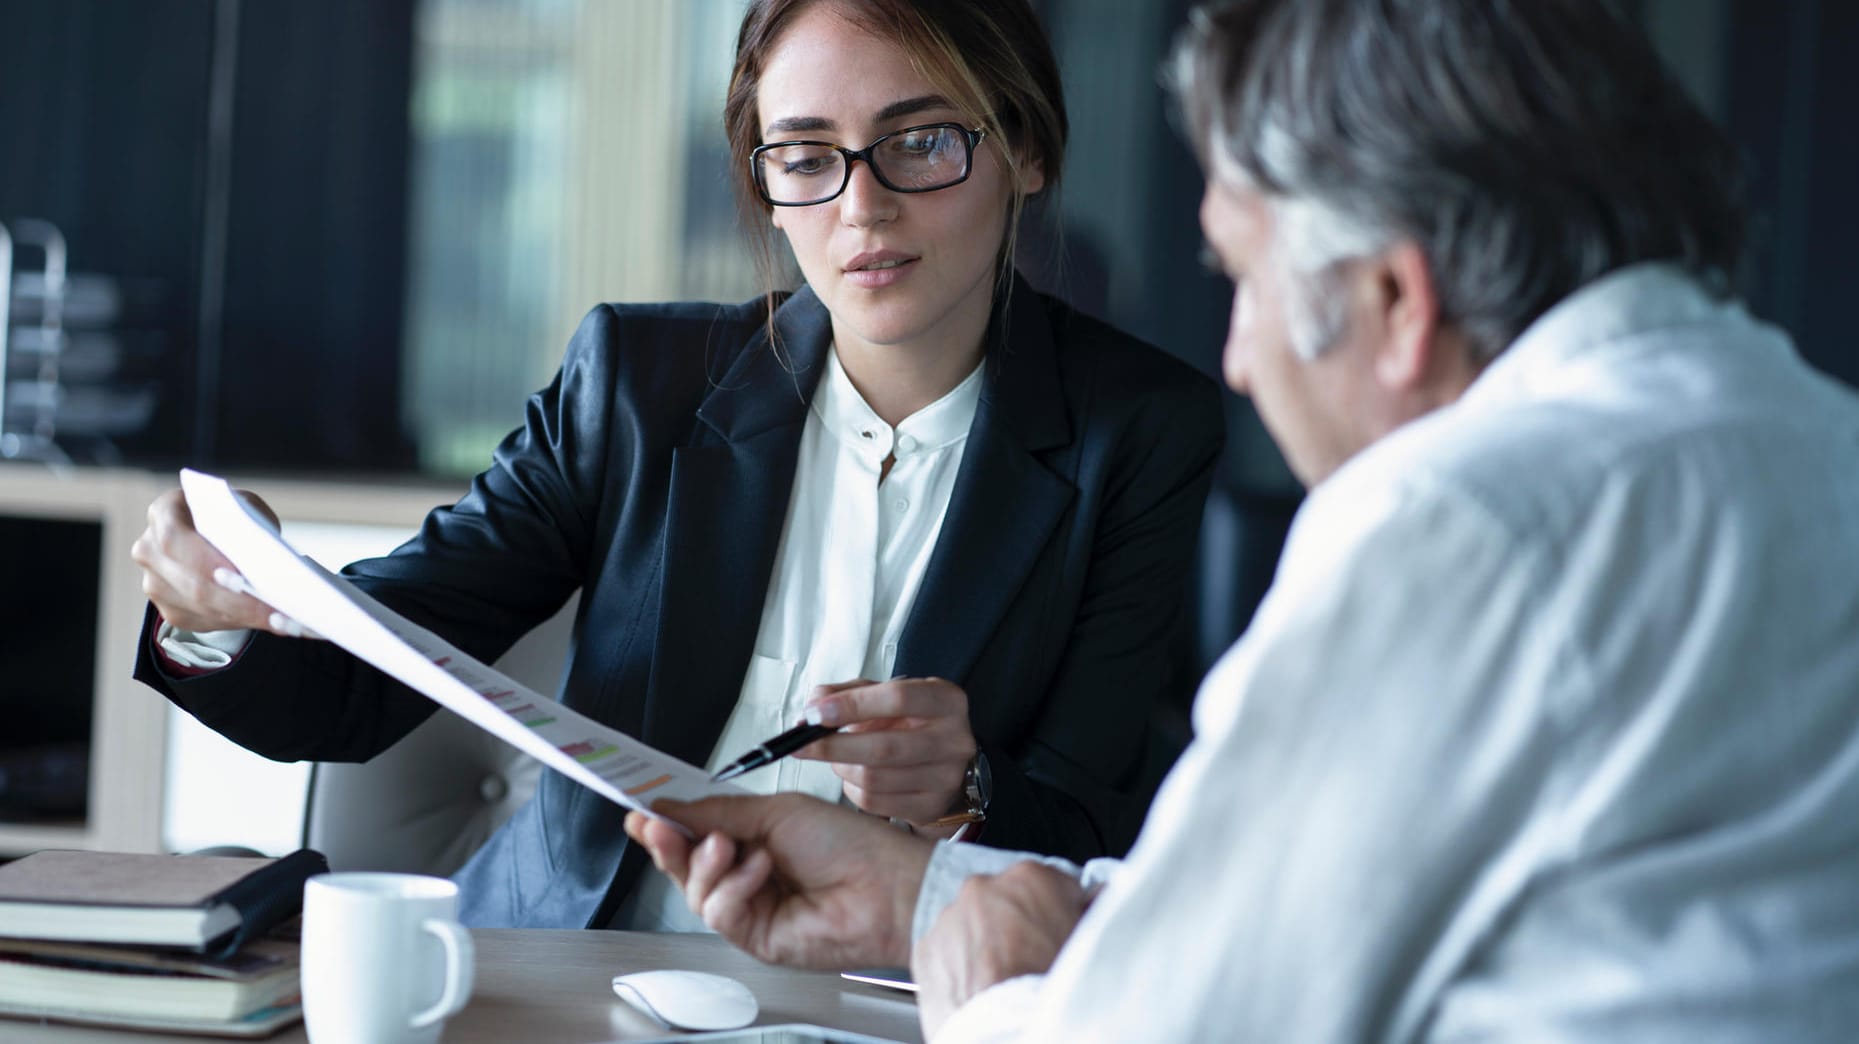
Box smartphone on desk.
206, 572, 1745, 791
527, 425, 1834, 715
838, 967, 917, 993
624, 1024, 908, 1044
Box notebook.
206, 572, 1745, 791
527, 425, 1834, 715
0, 935, 300, 1022
0, 849, 326, 952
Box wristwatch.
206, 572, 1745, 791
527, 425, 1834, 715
928, 750, 992, 830
960, 750, 993, 822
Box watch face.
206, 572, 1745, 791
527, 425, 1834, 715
972, 751, 992, 808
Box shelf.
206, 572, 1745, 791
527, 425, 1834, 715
0, 465, 164, 857
0, 821, 92, 854
0, 464, 467, 858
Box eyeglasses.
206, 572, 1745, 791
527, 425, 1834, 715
751, 122, 988, 207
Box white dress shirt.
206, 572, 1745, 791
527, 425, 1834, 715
917, 265, 1859, 1042
616, 347, 983, 931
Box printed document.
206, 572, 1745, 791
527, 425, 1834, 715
179, 469, 737, 826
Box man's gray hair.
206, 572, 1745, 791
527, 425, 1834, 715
1170, 0, 1749, 362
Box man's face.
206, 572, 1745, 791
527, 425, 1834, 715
1198, 180, 1390, 487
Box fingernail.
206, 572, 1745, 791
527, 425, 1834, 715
268, 612, 303, 638
213, 568, 250, 595
805, 700, 839, 727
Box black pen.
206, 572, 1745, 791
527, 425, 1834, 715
709, 721, 839, 782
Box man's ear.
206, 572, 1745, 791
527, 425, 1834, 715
1371, 240, 1442, 390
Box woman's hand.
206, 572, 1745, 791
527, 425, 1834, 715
130, 488, 315, 638
792, 676, 977, 831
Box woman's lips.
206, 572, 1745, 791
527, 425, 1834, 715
847, 258, 918, 289
843, 256, 919, 288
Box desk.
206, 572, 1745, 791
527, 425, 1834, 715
5, 930, 925, 1043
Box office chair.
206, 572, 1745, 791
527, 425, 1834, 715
299, 597, 576, 875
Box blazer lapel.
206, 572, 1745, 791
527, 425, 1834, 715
643, 288, 833, 767
894, 279, 1075, 689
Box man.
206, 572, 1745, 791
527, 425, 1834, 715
629, 0, 1859, 1039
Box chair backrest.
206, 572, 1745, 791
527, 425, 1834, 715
301, 596, 576, 875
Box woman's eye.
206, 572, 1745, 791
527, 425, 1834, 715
896, 132, 944, 155
784, 157, 829, 176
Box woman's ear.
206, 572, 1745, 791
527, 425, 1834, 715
1018, 156, 1046, 196
994, 133, 1045, 196
770, 206, 785, 232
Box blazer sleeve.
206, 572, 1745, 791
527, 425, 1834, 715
979, 366, 1225, 860
133, 306, 630, 763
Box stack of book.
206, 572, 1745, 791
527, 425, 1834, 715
0, 848, 325, 1037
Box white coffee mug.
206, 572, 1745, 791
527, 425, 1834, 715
301, 873, 475, 1044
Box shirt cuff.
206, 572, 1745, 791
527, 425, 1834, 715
911, 842, 1085, 948
155, 619, 254, 672
931, 974, 1044, 1043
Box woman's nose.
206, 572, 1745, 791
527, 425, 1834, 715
838, 160, 898, 228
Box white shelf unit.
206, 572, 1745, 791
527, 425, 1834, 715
0, 464, 164, 855
0, 464, 462, 857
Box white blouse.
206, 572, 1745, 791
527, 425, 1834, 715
616, 346, 983, 930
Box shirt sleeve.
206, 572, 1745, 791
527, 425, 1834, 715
934, 471, 1568, 1042
911, 841, 1098, 946
154, 619, 254, 671
932, 975, 1045, 1043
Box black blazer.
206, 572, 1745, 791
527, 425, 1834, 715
137, 276, 1223, 929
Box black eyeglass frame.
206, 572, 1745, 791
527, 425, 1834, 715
750, 122, 989, 207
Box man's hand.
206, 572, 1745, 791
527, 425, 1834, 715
794, 677, 976, 830
624, 793, 935, 969
130, 488, 315, 638
913, 862, 1088, 1038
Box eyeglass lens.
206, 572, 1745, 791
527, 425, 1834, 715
758, 125, 971, 205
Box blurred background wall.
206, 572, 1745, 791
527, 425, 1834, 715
1, 0, 1853, 665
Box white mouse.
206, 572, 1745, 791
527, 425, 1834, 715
611, 969, 760, 1031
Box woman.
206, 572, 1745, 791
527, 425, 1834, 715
132, 0, 1222, 931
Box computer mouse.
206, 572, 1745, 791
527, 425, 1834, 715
611, 968, 760, 1031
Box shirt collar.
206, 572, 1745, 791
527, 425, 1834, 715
812, 347, 985, 459
1461, 262, 1743, 410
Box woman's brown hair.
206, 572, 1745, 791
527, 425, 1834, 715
724, 0, 1067, 330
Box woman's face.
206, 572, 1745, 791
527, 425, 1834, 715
756, 2, 1038, 358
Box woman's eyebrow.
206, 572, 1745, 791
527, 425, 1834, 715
765, 114, 832, 136
873, 93, 954, 123
763, 94, 956, 138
